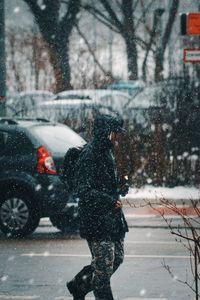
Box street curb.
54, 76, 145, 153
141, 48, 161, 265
39, 215, 200, 230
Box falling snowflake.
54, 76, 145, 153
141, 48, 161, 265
140, 289, 146, 296
173, 274, 178, 281
29, 278, 35, 284
57, 278, 63, 284
48, 184, 53, 191
13, 7, 20, 14
7, 256, 15, 261
41, 4, 46, 10
1, 275, 8, 282
35, 184, 42, 191
146, 231, 152, 238
43, 251, 49, 256
147, 178, 152, 184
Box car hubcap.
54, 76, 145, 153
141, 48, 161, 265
0, 198, 29, 230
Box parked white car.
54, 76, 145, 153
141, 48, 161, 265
124, 79, 186, 124
55, 89, 131, 113
6, 91, 55, 117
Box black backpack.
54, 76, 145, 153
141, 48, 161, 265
61, 146, 84, 193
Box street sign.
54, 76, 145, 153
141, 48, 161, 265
188, 13, 200, 35
184, 49, 200, 63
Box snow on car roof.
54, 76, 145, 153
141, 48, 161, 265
56, 89, 130, 100
40, 99, 93, 107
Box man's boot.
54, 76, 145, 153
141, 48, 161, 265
66, 280, 85, 300
66, 265, 93, 299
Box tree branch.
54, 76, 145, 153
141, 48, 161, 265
60, 0, 81, 38
161, 0, 180, 55
83, 3, 121, 33
99, 0, 124, 33
83, 4, 120, 33
75, 24, 111, 77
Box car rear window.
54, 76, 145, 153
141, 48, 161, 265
0, 130, 33, 155
30, 125, 85, 154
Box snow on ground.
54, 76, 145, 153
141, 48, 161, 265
125, 186, 200, 202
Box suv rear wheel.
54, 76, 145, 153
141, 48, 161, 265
0, 191, 40, 237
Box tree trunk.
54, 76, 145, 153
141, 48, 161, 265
154, 0, 179, 82
154, 48, 164, 82
124, 35, 138, 80
122, 0, 138, 81
49, 41, 72, 93
23, 0, 81, 93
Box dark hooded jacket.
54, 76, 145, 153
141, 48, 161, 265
76, 115, 129, 241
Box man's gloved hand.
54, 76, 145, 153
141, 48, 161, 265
119, 183, 129, 197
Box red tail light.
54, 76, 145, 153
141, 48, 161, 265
36, 146, 57, 175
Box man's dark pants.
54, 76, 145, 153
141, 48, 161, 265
71, 239, 124, 300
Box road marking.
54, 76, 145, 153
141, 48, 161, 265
55, 298, 167, 300
0, 296, 39, 299
55, 298, 94, 300
126, 241, 177, 245
124, 299, 167, 300
125, 255, 189, 259
21, 253, 190, 259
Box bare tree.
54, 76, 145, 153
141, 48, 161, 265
23, 0, 81, 92
84, 0, 179, 82
83, 0, 149, 81
154, 0, 179, 82
141, 0, 179, 81
148, 198, 200, 299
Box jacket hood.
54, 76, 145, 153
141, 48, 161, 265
92, 114, 125, 138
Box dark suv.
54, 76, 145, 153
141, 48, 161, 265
0, 118, 86, 237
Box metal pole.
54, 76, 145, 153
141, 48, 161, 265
0, 0, 6, 116
108, 27, 113, 74
194, 240, 198, 300
92, 0, 97, 87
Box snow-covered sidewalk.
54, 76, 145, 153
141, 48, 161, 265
123, 185, 200, 203
121, 185, 200, 221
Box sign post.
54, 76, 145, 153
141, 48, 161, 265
0, 0, 6, 116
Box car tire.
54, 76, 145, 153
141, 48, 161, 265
0, 191, 40, 237
50, 211, 79, 233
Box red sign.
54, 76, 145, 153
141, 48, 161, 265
188, 13, 200, 35
184, 49, 200, 63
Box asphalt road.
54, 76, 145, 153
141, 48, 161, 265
0, 218, 195, 300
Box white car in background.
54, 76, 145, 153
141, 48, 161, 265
124, 79, 185, 124
55, 89, 131, 113
6, 90, 56, 117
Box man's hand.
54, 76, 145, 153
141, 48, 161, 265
115, 200, 122, 209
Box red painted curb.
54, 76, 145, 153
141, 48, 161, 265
123, 206, 200, 217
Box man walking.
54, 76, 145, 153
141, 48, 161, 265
67, 114, 129, 300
